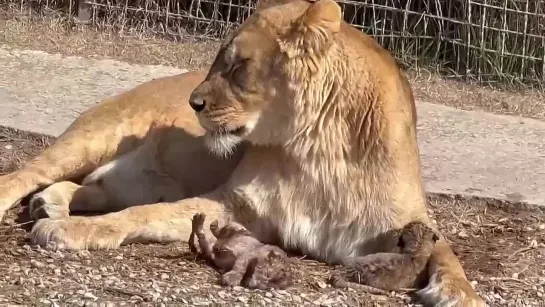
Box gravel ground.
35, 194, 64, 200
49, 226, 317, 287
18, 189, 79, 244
1, 127, 544, 306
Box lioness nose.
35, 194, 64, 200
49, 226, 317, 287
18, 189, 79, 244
189, 94, 206, 112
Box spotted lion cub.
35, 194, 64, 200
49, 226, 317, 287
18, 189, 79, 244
189, 213, 296, 290
331, 221, 439, 295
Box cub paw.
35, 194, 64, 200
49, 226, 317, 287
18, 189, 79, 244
329, 274, 344, 287
221, 271, 243, 287
209, 219, 219, 233
245, 278, 270, 290
191, 212, 206, 231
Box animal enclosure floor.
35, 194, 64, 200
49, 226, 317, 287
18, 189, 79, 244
0, 125, 544, 306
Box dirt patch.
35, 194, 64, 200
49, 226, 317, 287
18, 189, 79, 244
0, 13, 544, 121
1, 127, 544, 306
0, 126, 54, 175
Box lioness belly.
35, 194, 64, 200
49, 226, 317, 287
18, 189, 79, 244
282, 215, 396, 263
243, 201, 397, 264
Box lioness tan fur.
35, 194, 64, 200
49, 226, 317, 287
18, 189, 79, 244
0, 0, 484, 305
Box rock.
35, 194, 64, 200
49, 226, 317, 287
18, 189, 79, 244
83, 292, 98, 300
457, 230, 469, 239
316, 280, 327, 289
30, 259, 46, 269
77, 250, 91, 259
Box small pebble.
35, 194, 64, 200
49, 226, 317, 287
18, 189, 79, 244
457, 230, 469, 239
84, 292, 98, 300
77, 250, 91, 259
30, 259, 46, 269
317, 280, 327, 289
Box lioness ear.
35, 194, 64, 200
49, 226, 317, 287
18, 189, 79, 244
257, 0, 291, 10
280, 0, 342, 58
257, 0, 314, 11
300, 0, 341, 34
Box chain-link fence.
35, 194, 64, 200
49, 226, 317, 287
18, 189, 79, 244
4, 0, 545, 88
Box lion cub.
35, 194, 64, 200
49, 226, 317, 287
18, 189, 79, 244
330, 221, 439, 295
189, 213, 295, 290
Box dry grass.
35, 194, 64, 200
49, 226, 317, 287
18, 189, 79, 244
0, 126, 544, 305
0, 13, 544, 121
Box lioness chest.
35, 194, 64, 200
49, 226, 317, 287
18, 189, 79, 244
237, 164, 401, 264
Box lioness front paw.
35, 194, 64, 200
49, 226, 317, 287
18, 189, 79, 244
30, 217, 127, 250
29, 193, 70, 220
417, 273, 486, 307
0, 173, 26, 222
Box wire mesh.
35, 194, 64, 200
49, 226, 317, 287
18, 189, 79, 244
3, 0, 545, 87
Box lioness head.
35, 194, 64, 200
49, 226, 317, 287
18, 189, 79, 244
188, 0, 343, 156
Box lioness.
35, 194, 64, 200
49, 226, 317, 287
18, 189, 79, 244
0, 0, 484, 305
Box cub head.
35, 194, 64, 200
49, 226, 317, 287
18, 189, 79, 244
188, 0, 343, 156
397, 221, 440, 254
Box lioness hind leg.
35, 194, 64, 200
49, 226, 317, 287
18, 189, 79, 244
0, 129, 141, 221
29, 181, 111, 220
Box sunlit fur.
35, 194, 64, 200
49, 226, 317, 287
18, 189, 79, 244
0, 0, 484, 306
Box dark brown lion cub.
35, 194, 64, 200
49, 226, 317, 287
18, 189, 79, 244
188, 213, 295, 290
330, 221, 439, 295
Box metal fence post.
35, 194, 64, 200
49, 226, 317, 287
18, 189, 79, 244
77, 0, 91, 22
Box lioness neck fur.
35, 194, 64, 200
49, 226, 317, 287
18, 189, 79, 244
0, 0, 484, 305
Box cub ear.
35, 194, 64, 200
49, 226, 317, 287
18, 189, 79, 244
280, 0, 342, 58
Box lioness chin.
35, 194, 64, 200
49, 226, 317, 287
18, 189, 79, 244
0, 0, 484, 305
